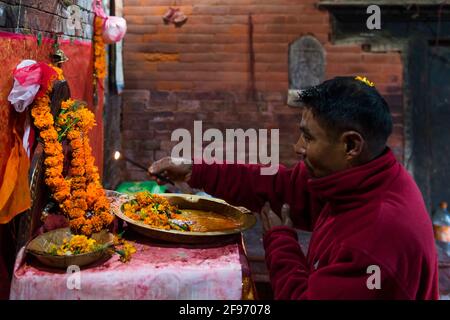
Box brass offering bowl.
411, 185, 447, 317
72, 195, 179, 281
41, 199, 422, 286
26, 227, 114, 269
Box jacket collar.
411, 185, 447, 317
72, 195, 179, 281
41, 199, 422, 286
306, 148, 400, 212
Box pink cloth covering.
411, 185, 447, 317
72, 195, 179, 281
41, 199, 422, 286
10, 239, 243, 300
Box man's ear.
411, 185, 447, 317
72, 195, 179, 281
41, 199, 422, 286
341, 131, 365, 160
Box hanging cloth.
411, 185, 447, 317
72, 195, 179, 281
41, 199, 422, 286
0, 125, 31, 224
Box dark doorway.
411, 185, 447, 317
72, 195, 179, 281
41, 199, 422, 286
319, 2, 450, 215
408, 41, 450, 213
428, 45, 450, 211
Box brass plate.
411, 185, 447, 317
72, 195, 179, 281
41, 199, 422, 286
111, 192, 256, 244
26, 228, 114, 269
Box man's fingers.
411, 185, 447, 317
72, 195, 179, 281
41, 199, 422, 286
267, 208, 282, 225
160, 170, 169, 178
149, 157, 172, 174
260, 202, 270, 232
281, 204, 293, 227
172, 157, 192, 166
261, 202, 284, 232
261, 213, 269, 232
281, 203, 290, 222
262, 201, 271, 211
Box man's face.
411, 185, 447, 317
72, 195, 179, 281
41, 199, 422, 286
294, 109, 348, 178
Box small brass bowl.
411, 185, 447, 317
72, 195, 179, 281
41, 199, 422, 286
26, 228, 114, 269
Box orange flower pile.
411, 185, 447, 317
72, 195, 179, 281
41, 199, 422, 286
93, 16, 107, 81
122, 192, 191, 231
30, 65, 113, 236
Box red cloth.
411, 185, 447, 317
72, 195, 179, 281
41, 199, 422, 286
13, 62, 57, 98
189, 149, 439, 300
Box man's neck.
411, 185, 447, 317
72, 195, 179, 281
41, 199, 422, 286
350, 146, 387, 168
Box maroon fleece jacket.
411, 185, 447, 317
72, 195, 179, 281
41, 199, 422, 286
188, 149, 439, 299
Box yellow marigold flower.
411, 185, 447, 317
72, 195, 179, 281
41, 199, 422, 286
81, 224, 93, 236
70, 167, 85, 176
46, 167, 61, 177
93, 200, 107, 212
56, 114, 68, 126
355, 75, 375, 87
73, 199, 88, 211
44, 156, 61, 167
71, 150, 83, 160
70, 214, 86, 224
119, 242, 137, 263
62, 199, 72, 210
50, 235, 98, 255
72, 189, 87, 199
54, 190, 70, 202
40, 129, 58, 142
44, 143, 62, 156
67, 130, 81, 140
61, 98, 75, 110
101, 211, 114, 225
70, 139, 83, 150
71, 177, 87, 184
34, 114, 54, 129
50, 65, 65, 81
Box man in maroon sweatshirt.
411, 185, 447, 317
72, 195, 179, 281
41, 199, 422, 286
150, 76, 439, 300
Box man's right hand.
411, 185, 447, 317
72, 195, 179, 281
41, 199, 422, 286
148, 157, 193, 184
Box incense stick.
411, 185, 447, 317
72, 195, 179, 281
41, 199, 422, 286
121, 155, 175, 186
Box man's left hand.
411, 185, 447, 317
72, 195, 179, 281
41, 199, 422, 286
260, 202, 293, 234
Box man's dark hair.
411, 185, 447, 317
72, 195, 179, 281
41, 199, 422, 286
297, 76, 393, 155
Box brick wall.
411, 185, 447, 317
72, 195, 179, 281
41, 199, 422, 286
121, 0, 404, 181
0, 0, 94, 39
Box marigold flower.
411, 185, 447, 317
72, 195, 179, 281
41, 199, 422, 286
61, 98, 75, 110
70, 139, 83, 150
67, 130, 81, 140
69, 209, 85, 219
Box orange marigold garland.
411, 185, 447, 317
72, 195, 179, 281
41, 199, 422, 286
57, 99, 114, 235
31, 67, 69, 210
30, 64, 113, 237
93, 16, 107, 81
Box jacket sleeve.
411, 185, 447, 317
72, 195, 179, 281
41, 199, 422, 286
263, 226, 409, 300
188, 162, 314, 231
